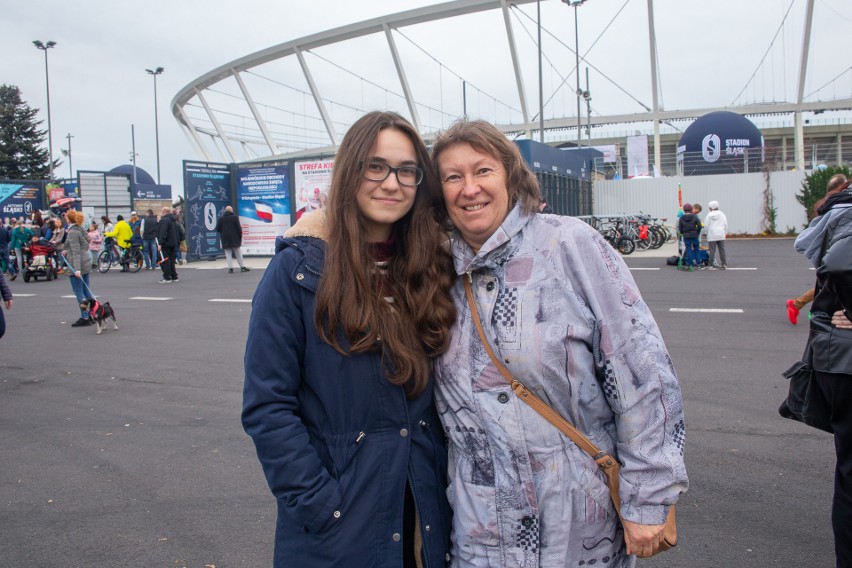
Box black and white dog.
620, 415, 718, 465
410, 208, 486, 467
80, 298, 119, 335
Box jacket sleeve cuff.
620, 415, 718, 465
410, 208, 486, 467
620, 503, 671, 526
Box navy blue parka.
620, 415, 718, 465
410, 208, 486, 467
242, 224, 452, 567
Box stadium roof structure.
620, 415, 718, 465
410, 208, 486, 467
171, 0, 852, 170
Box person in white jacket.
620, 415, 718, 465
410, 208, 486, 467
704, 200, 728, 269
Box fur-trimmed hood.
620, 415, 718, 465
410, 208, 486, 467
284, 209, 329, 241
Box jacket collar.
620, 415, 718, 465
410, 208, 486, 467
284, 209, 329, 242
450, 203, 531, 275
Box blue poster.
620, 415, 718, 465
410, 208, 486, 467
183, 162, 232, 260
236, 164, 290, 255
0, 183, 44, 221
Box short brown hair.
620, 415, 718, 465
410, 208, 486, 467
431, 119, 542, 217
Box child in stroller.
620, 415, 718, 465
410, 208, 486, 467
22, 236, 59, 282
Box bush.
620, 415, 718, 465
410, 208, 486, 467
796, 165, 852, 223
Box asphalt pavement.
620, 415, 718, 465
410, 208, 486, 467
0, 239, 837, 567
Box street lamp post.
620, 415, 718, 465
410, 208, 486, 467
33, 40, 57, 180
145, 66, 164, 184
561, 0, 587, 147
61, 133, 74, 180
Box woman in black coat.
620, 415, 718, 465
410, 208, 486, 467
809, 201, 852, 567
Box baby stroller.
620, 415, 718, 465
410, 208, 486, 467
22, 239, 59, 282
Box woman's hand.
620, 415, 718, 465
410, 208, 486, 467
832, 310, 852, 330
4, 299, 11, 310
622, 518, 665, 558
74, 270, 81, 278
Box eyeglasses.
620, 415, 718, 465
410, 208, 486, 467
361, 161, 423, 187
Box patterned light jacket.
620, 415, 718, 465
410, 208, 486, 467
435, 205, 688, 568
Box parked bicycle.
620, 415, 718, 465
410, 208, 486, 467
97, 237, 143, 273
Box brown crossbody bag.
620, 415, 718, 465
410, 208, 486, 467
463, 277, 677, 557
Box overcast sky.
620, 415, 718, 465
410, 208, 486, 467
4, 0, 850, 191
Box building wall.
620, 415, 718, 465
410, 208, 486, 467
593, 171, 808, 235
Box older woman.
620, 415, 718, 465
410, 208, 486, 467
431, 120, 687, 567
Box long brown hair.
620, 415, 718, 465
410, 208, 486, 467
431, 119, 542, 219
315, 111, 456, 397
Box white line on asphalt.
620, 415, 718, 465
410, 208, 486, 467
723, 267, 757, 270
670, 308, 744, 313
13, 293, 36, 297
629, 267, 661, 271
129, 297, 172, 301
62, 295, 76, 298
209, 299, 252, 303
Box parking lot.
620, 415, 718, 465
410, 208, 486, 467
0, 238, 837, 567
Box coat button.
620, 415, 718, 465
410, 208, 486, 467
521, 516, 533, 527
333, 510, 341, 518
296, 273, 305, 280
497, 392, 509, 404
392, 533, 401, 542
419, 420, 429, 428
400, 428, 409, 437
486, 281, 495, 291
425, 524, 431, 532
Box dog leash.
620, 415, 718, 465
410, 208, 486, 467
60, 255, 98, 299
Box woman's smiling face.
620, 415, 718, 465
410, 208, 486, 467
355, 128, 418, 243
438, 143, 510, 253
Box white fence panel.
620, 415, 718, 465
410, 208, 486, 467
592, 171, 808, 234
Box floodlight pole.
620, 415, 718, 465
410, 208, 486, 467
562, 0, 587, 147
537, 0, 544, 143
33, 40, 57, 180
146, 67, 164, 184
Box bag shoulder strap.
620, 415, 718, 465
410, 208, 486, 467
462, 276, 615, 468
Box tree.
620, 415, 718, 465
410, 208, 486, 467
0, 84, 60, 180
796, 165, 852, 224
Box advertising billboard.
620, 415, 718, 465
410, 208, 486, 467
183, 162, 231, 259
0, 183, 44, 220
294, 159, 334, 220
235, 164, 290, 255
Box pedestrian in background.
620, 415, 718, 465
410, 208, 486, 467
678, 202, 703, 270
87, 222, 102, 269
0, 269, 12, 339
0, 220, 13, 279
140, 209, 159, 270
787, 174, 850, 324
10, 219, 33, 278
128, 211, 141, 234
156, 207, 179, 283
174, 210, 186, 265
704, 200, 728, 269
63, 210, 95, 327
215, 206, 249, 273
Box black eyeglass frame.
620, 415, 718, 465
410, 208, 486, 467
359, 161, 424, 187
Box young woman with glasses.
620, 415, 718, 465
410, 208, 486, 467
242, 111, 456, 567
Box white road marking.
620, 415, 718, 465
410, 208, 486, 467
209, 299, 252, 303
13, 293, 37, 297
629, 267, 660, 271
670, 308, 744, 313
129, 296, 172, 301
723, 267, 757, 271
62, 295, 77, 298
